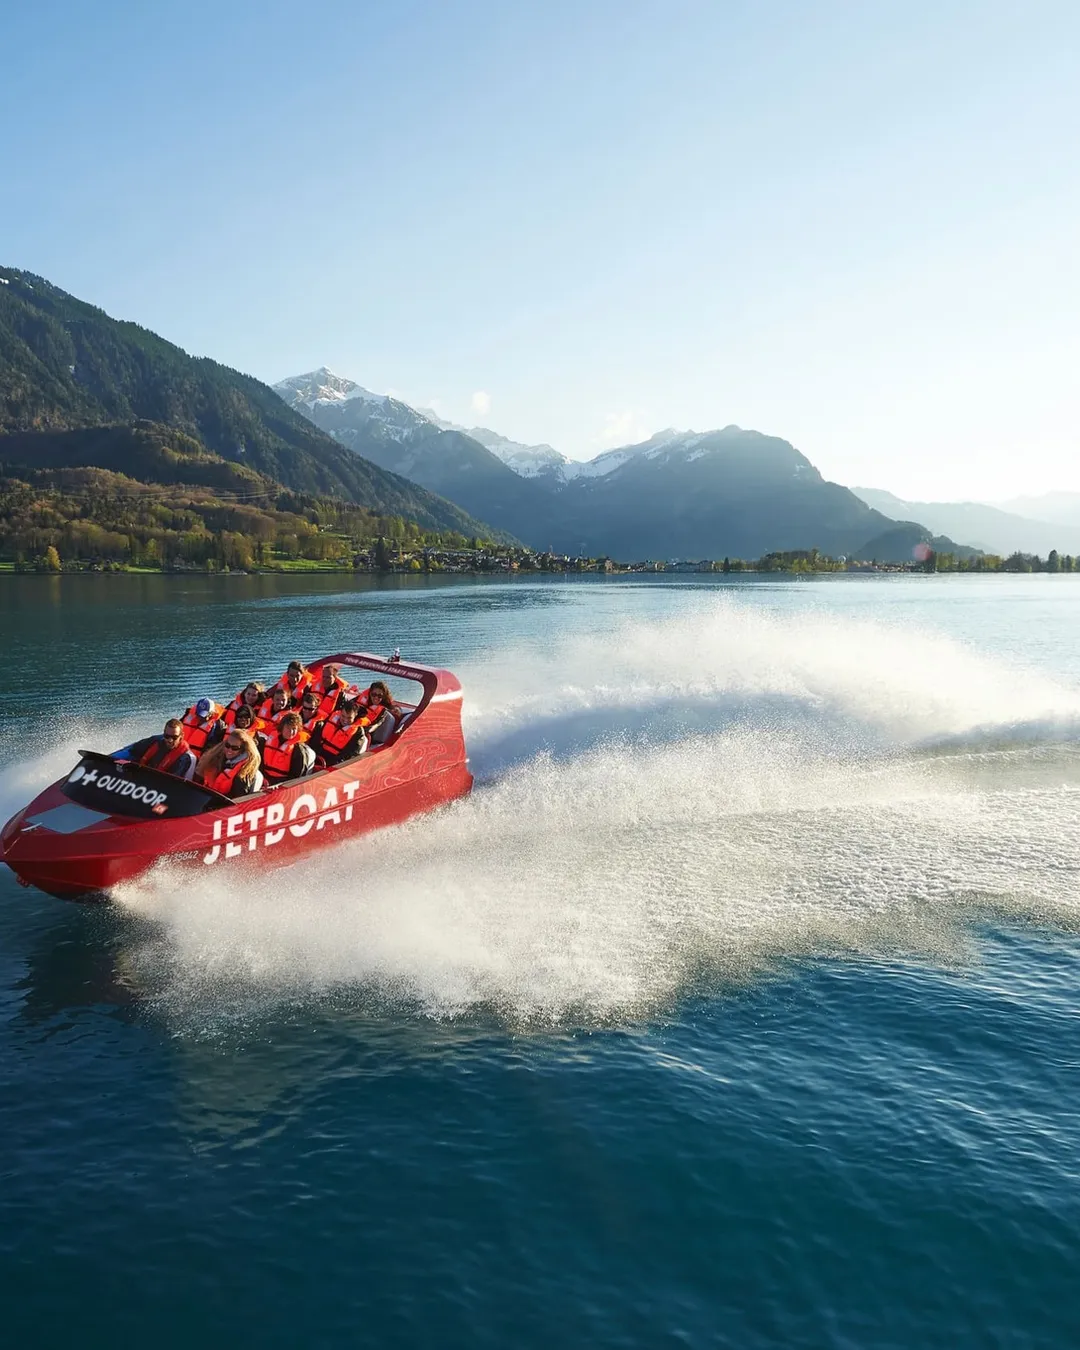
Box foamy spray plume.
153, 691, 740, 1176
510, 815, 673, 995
99, 603, 1080, 1029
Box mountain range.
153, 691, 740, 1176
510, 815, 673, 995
275, 369, 973, 562
0, 265, 1022, 566
851, 488, 1080, 557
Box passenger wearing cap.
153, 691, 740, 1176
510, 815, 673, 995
180, 696, 225, 754
118, 718, 197, 781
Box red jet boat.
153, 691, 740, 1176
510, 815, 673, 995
1, 652, 473, 901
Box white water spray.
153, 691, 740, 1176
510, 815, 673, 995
6, 602, 1080, 1025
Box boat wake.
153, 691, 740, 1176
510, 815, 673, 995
7, 602, 1080, 1027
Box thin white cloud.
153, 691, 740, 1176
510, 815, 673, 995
471, 390, 491, 416
595, 409, 650, 448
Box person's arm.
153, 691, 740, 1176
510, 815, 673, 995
176, 750, 197, 782
336, 730, 368, 763
115, 736, 155, 762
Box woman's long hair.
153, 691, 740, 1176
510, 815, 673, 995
367, 680, 397, 710
196, 729, 261, 791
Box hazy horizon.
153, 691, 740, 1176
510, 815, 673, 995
4, 0, 1077, 500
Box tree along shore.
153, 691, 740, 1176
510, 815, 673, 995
6, 543, 1079, 577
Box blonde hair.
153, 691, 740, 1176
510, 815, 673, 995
196, 729, 261, 793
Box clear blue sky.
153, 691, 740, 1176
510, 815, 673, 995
3, 0, 1078, 499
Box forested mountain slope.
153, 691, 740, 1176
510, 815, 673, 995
0, 268, 506, 539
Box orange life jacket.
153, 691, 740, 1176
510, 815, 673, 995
270, 667, 313, 702
319, 711, 366, 760
224, 706, 269, 735
224, 689, 264, 720
205, 758, 251, 798
313, 675, 347, 721
356, 689, 393, 730
299, 710, 323, 735
261, 730, 309, 782
139, 735, 191, 774
181, 702, 224, 752
257, 694, 291, 723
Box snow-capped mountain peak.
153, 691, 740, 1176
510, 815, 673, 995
273, 368, 395, 412
273, 369, 441, 445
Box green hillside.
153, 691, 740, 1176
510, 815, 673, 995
0, 266, 510, 540
0, 424, 495, 570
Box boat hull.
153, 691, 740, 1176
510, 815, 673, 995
2, 660, 473, 900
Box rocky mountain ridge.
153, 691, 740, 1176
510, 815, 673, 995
276, 370, 974, 562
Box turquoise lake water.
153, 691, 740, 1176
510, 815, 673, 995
2, 572, 1080, 1348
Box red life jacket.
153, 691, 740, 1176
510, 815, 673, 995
181, 702, 225, 752
320, 711, 366, 760
261, 730, 308, 782
205, 758, 251, 797
299, 710, 322, 735
139, 735, 191, 774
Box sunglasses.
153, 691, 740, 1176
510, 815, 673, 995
163, 732, 181, 741
226, 741, 244, 751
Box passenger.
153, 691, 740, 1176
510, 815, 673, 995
208, 700, 268, 749
196, 729, 264, 799
311, 663, 347, 720
268, 660, 313, 703
121, 718, 197, 781
257, 684, 293, 726
261, 711, 315, 784
222, 681, 265, 727
355, 680, 400, 746
311, 699, 369, 767
181, 696, 226, 754
232, 703, 267, 746
298, 687, 324, 735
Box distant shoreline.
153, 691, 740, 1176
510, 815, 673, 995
3, 564, 1074, 581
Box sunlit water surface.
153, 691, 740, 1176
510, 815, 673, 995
2, 573, 1080, 1348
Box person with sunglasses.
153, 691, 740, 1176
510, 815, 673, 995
297, 687, 325, 735
117, 718, 197, 781
207, 700, 268, 750
355, 680, 400, 745
195, 729, 264, 799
